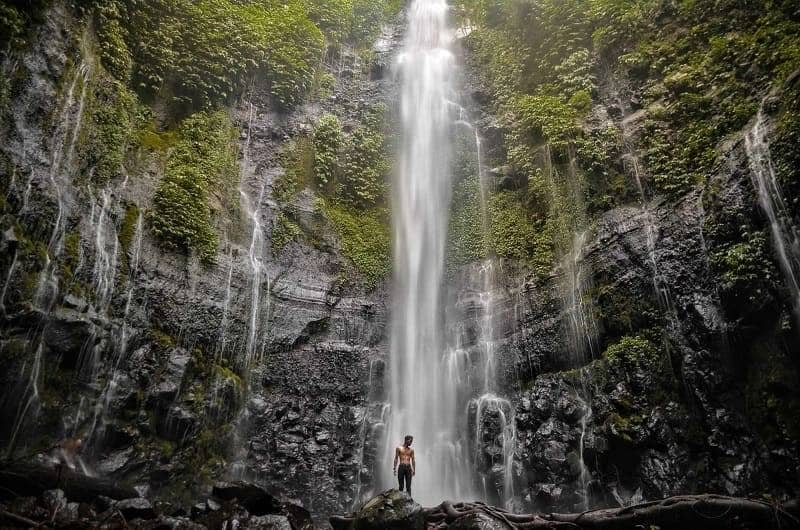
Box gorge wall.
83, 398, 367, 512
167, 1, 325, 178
1, 0, 799, 523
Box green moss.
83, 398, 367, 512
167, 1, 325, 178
149, 110, 238, 262
82, 78, 139, 185
447, 176, 487, 275
94, 1, 133, 82
123, 0, 324, 110
604, 335, 660, 368
150, 328, 176, 349
488, 190, 554, 278
313, 113, 344, 191
119, 203, 141, 257
321, 199, 391, 289
157, 439, 177, 458
212, 364, 244, 392
276, 135, 315, 202
271, 212, 303, 253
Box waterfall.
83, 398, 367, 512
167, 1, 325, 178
91, 187, 121, 313
0, 249, 18, 318
33, 62, 91, 312
745, 108, 800, 327
240, 102, 271, 371
217, 250, 236, 361
385, 0, 464, 505
561, 231, 599, 367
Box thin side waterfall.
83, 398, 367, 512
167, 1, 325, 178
33, 62, 91, 311
240, 102, 270, 371
91, 187, 120, 313
561, 231, 599, 366
86, 211, 144, 451
0, 249, 18, 317
217, 249, 236, 361
745, 108, 800, 327
385, 0, 464, 505
6, 344, 44, 457
7, 63, 91, 458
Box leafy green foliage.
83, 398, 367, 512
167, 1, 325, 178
82, 79, 139, 185
603, 335, 659, 368
516, 94, 580, 147
447, 176, 486, 275
313, 114, 344, 190
94, 2, 133, 82
0, 1, 47, 49
709, 230, 780, 306
488, 190, 555, 278
337, 108, 390, 208
149, 111, 238, 262
350, 0, 402, 45
271, 212, 303, 253
304, 0, 353, 44
121, 0, 324, 109
320, 200, 391, 288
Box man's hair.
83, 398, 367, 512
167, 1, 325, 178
404, 435, 413, 443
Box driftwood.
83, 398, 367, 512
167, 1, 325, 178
0, 462, 138, 503
332, 494, 800, 530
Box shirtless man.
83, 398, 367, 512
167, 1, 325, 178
393, 435, 415, 496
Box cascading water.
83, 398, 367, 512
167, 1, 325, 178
33, 61, 91, 312
6, 61, 91, 458
240, 102, 271, 371
86, 211, 144, 450
745, 108, 800, 327
217, 250, 236, 360
91, 187, 121, 314
384, 0, 467, 505
562, 231, 599, 366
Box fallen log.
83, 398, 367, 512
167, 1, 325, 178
333, 491, 800, 530
0, 462, 138, 503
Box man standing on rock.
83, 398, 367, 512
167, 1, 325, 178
393, 435, 416, 496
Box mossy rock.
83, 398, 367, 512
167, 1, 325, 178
354, 490, 424, 530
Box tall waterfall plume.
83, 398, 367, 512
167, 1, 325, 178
384, 0, 470, 505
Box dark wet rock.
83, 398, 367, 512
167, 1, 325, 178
116, 497, 156, 520
353, 490, 424, 530
42, 489, 67, 513
244, 514, 293, 530
41, 311, 99, 368
212, 482, 282, 516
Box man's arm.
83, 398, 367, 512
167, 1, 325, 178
411, 449, 416, 476
393, 447, 399, 474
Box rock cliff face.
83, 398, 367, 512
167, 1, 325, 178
447, 59, 800, 510
0, 3, 397, 518
1, 0, 799, 523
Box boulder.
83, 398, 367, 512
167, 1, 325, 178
212, 482, 282, 516
116, 497, 156, 520
245, 514, 293, 530
353, 490, 424, 530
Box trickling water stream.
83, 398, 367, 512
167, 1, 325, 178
745, 108, 800, 327
240, 102, 271, 371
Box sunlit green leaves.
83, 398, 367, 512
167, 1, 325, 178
149, 111, 238, 262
